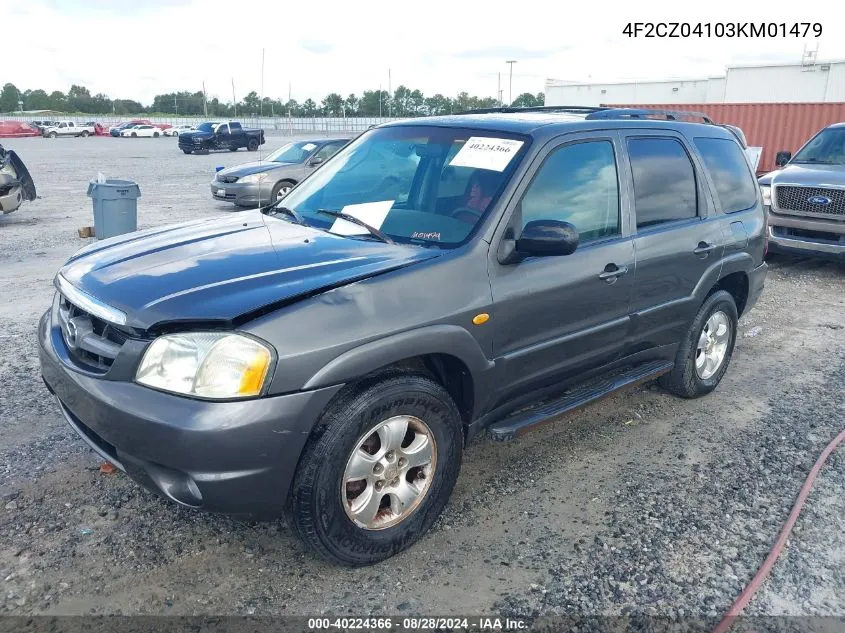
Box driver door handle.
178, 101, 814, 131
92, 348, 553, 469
693, 241, 717, 256
598, 264, 629, 283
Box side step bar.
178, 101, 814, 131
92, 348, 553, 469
487, 360, 673, 442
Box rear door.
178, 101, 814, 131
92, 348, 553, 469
619, 131, 726, 350
489, 131, 636, 403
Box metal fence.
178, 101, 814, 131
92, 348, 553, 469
2, 114, 404, 135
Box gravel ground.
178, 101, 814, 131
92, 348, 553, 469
0, 135, 843, 627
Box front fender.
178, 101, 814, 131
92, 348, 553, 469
302, 324, 495, 415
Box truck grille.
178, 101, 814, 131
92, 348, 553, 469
58, 294, 130, 372
774, 186, 845, 218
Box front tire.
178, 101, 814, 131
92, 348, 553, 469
131, 132, 137, 137
247, 138, 259, 151
182, 149, 192, 154
287, 372, 463, 566
49, 132, 57, 138
80, 130, 89, 138
153, 132, 160, 138
271, 180, 295, 202
660, 290, 738, 398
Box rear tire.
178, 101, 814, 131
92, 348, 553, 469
286, 372, 463, 566
49, 132, 57, 139
80, 130, 89, 138
247, 138, 259, 151
131, 132, 137, 137
660, 290, 738, 399
153, 132, 160, 138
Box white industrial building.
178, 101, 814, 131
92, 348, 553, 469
545, 59, 845, 106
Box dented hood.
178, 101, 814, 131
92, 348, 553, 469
57, 210, 440, 330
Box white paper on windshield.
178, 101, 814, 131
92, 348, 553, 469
448, 137, 524, 172
302, 143, 317, 151
744, 147, 763, 172
329, 200, 394, 236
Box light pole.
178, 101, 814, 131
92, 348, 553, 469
506, 60, 516, 106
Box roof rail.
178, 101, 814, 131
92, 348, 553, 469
587, 108, 714, 124
459, 105, 608, 115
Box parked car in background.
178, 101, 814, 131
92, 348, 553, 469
178, 120, 265, 154
758, 122, 845, 260
42, 121, 95, 138
211, 138, 350, 207
38, 107, 767, 566
0, 143, 36, 214
165, 125, 194, 137
120, 124, 164, 138
30, 121, 58, 132
109, 120, 153, 137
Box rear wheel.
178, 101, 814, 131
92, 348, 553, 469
80, 130, 89, 138
131, 132, 137, 137
660, 290, 738, 398
48, 132, 57, 139
286, 372, 463, 566
153, 132, 160, 138
247, 138, 259, 151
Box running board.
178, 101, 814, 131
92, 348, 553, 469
487, 360, 674, 442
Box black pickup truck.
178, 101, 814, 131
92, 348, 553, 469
178, 121, 265, 154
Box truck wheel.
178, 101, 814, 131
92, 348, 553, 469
271, 180, 295, 202
49, 132, 57, 139
660, 290, 738, 399
287, 372, 463, 566
247, 138, 259, 151
182, 149, 192, 154
80, 130, 89, 138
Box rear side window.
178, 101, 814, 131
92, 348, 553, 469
230, 122, 242, 131
693, 137, 757, 213
628, 137, 697, 228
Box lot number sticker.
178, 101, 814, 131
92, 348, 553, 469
302, 143, 317, 151
449, 137, 524, 172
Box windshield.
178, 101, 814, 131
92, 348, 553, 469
266, 141, 319, 164
196, 122, 218, 133
275, 126, 530, 248
792, 127, 845, 164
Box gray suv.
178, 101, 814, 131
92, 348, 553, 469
758, 122, 845, 260
38, 107, 767, 566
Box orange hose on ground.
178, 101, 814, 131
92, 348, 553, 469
713, 427, 845, 633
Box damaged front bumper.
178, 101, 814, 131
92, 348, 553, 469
0, 144, 36, 214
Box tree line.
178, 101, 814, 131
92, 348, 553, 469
0, 82, 545, 118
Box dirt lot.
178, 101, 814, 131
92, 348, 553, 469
0, 135, 843, 623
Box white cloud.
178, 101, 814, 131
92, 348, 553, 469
3, 0, 843, 105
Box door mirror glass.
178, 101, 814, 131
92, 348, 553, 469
775, 151, 791, 167
516, 219, 579, 256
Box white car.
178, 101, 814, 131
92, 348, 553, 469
120, 125, 164, 138
164, 125, 194, 137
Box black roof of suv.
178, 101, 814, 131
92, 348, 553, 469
39, 106, 768, 566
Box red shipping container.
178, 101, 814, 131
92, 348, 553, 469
603, 102, 845, 174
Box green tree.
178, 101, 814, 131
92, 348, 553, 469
24, 89, 51, 110
0, 83, 22, 112
423, 94, 450, 116
511, 92, 540, 108
242, 91, 260, 114
321, 92, 344, 116
301, 98, 317, 116
49, 91, 67, 111
344, 93, 359, 116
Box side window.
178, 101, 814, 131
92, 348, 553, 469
520, 140, 620, 242
628, 137, 698, 228
693, 137, 758, 213
230, 122, 242, 131
314, 142, 345, 161
216, 124, 229, 135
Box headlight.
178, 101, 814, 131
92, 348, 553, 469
136, 332, 273, 399
760, 185, 772, 206
239, 173, 268, 184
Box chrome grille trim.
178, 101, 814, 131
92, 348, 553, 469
54, 274, 127, 325
773, 184, 845, 220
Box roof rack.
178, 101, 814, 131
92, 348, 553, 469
460, 105, 608, 115
587, 108, 714, 124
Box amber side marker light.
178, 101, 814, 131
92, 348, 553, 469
472, 313, 490, 325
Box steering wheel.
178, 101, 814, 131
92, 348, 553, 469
450, 207, 483, 224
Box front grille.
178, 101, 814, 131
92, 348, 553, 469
774, 186, 845, 218
217, 175, 239, 184
58, 294, 131, 371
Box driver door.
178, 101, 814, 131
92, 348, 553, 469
489, 131, 635, 403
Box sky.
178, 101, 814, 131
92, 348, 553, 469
3, 0, 844, 106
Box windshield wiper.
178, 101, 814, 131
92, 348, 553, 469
316, 209, 395, 244
793, 158, 837, 164
265, 205, 307, 226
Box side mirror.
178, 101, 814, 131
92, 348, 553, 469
308, 156, 324, 167
516, 219, 579, 257
775, 151, 791, 167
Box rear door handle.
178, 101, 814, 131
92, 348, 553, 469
598, 264, 629, 283
693, 241, 717, 256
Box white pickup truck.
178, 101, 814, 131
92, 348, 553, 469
41, 121, 95, 138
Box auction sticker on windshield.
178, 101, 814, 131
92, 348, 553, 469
302, 143, 317, 151
449, 137, 524, 172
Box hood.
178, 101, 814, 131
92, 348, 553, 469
217, 161, 295, 178
181, 130, 213, 139
57, 210, 441, 330
770, 163, 845, 187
